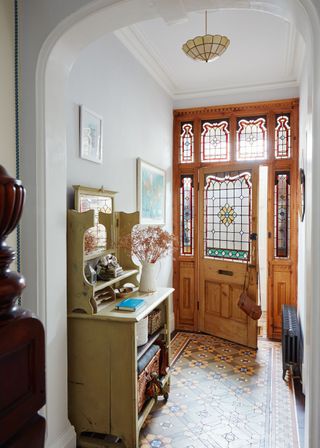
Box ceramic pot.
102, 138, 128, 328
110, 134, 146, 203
139, 261, 157, 293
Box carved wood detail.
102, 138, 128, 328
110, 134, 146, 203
178, 261, 195, 328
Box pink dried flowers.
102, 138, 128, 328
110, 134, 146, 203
118, 225, 175, 264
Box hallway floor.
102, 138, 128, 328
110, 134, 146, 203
139, 332, 300, 448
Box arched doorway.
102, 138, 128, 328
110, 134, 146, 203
29, 1, 320, 446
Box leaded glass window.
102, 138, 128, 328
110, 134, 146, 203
180, 122, 194, 163
204, 171, 252, 261
237, 117, 267, 161
274, 172, 290, 258
180, 175, 194, 255
275, 114, 291, 159
201, 120, 230, 162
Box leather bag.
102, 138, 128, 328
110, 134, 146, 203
238, 291, 262, 320
237, 253, 262, 321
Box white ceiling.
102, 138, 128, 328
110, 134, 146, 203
115, 9, 304, 100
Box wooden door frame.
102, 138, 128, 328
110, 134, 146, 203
173, 98, 299, 340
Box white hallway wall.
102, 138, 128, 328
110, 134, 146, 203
67, 32, 173, 287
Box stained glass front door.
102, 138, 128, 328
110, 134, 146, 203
199, 166, 259, 348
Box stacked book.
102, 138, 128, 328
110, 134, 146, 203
115, 298, 145, 312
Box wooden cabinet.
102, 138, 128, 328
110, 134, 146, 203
67, 189, 173, 447
68, 287, 173, 448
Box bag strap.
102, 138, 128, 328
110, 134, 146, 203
243, 233, 261, 306
242, 256, 249, 293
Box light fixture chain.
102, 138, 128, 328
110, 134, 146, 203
205, 10, 207, 35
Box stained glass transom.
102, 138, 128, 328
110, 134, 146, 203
274, 172, 290, 258
201, 120, 229, 162
237, 117, 267, 161
275, 114, 291, 159
180, 122, 194, 163
79, 194, 113, 251
204, 172, 252, 261
180, 176, 194, 255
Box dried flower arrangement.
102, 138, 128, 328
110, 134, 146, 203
118, 225, 175, 264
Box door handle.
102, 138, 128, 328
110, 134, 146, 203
217, 269, 233, 276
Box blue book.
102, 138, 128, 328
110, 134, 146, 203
115, 298, 145, 311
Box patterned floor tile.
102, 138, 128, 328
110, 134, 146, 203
139, 332, 299, 448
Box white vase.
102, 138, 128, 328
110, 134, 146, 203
139, 261, 157, 293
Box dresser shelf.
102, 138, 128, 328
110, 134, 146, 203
68, 288, 173, 448
67, 208, 139, 314
93, 269, 139, 293
137, 328, 162, 361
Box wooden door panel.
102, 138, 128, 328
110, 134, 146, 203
199, 166, 258, 348
230, 284, 248, 323
203, 300, 248, 346
204, 281, 221, 315
203, 279, 250, 345
221, 284, 231, 319
178, 261, 195, 329
271, 265, 291, 338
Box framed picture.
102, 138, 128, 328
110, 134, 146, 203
137, 158, 166, 225
73, 185, 116, 253
79, 105, 103, 164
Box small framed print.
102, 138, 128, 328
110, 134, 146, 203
79, 105, 103, 164
137, 158, 166, 225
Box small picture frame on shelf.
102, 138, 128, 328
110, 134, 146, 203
137, 158, 166, 225
73, 185, 116, 253
79, 105, 103, 164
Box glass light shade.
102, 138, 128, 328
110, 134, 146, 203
182, 34, 230, 62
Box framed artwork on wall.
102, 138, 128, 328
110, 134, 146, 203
137, 158, 166, 225
79, 105, 103, 164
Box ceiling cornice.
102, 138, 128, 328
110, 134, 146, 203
172, 79, 300, 100
115, 24, 300, 101
114, 26, 176, 96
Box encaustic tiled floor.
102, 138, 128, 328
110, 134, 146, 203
139, 332, 300, 448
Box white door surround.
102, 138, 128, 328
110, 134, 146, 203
31, 1, 320, 447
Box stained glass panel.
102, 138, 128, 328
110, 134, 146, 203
274, 172, 290, 258
237, 117, 267, 160
275, 114, 291, 159
180, 122, 194, 163
201, 120, 230, 162
204, 171, 252, 261
180, 175, 194, 255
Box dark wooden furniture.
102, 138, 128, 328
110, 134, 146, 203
0, 165, 46, 447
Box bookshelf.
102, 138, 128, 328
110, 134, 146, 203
68, 287, 173, 448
